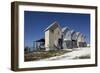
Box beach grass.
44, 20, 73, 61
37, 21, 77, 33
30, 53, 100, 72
24, 50, 69, 61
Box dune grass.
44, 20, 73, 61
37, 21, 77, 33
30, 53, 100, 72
24, 50, 69, 61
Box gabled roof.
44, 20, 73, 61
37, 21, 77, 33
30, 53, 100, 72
71, 30, 75, 34
44, 21, 61, 31
76, 32, 81, 37
77, 33, 84, 39
62, 26, 70, 32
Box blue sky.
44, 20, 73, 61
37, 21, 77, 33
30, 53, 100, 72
24, 11, 90, 48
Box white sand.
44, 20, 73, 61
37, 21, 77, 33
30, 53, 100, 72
40, 47, 90, 61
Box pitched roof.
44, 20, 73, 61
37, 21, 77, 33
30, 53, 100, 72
44, 21, 61, 31
62, 26, 70, 32
71, 30, 75, 34
76, 32, 81, 37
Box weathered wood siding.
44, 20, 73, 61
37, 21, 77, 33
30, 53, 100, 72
45, 27, 61, 50
45, 30, 50, 50
62, 27, 71, 41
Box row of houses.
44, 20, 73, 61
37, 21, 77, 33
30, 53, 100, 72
34, 21, 87, 51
